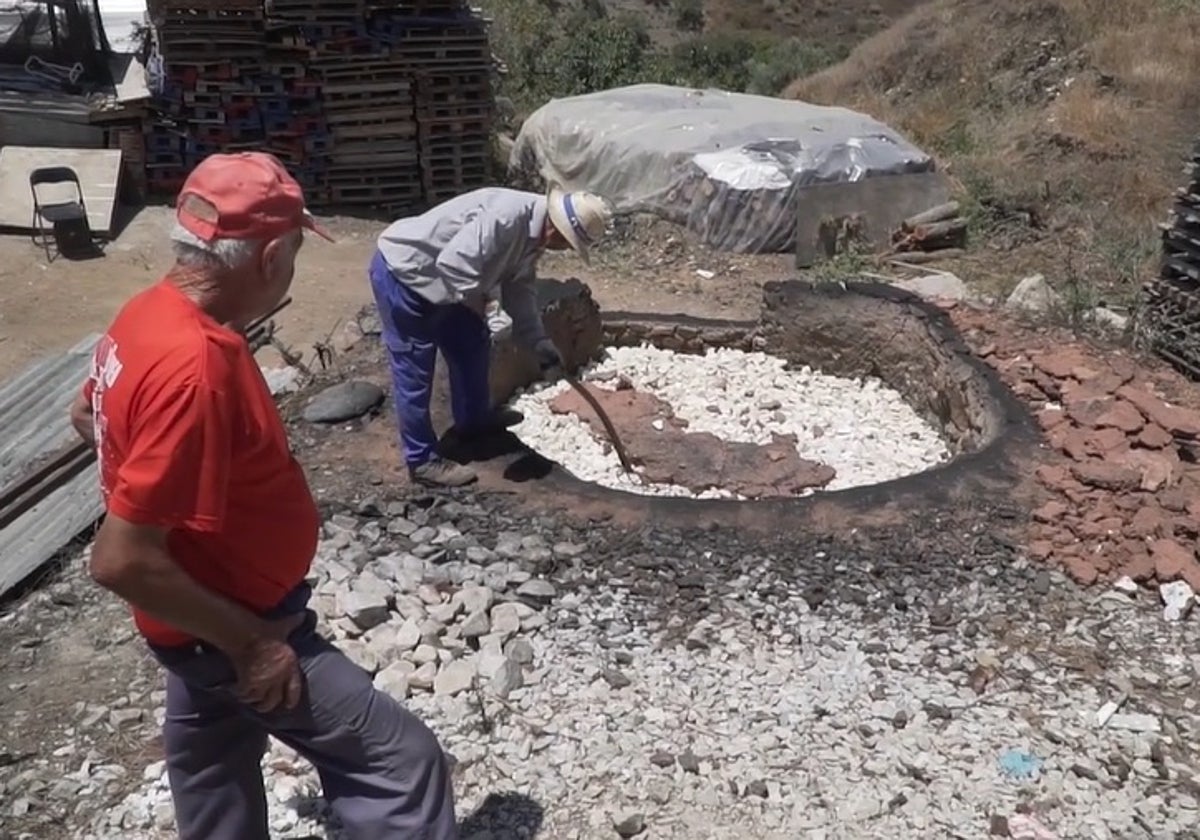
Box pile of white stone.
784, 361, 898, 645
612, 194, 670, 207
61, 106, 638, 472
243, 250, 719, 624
78, 513, 1200, 840
508, 345, 951, 497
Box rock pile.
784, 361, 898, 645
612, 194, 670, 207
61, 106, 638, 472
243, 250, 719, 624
548, 381, 836, 498
510, 344, 950, 496
953, 312, 1200, 591
69, 499, 1200, 840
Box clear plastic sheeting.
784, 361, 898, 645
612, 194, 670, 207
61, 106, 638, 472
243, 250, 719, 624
509, 84, 938, 254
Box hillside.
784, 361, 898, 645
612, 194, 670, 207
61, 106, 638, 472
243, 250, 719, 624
482, 0, 1199, 313
786, 0, 1200, 305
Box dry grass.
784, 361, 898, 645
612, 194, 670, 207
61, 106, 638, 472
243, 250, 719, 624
786, 0, 1200, 305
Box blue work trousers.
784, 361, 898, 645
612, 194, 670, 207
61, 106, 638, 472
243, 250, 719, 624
368, 250, 491, 467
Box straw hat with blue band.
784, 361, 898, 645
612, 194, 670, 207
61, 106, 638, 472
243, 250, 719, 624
547, 187, 613, 265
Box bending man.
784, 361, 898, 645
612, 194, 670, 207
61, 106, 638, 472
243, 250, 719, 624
370, 186, 612, 487
71, 152, 458, 839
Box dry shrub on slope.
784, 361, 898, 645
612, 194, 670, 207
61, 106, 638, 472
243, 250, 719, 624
787, 0, 1200, 304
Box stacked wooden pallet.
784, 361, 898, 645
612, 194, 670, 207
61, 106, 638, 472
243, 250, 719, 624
141, 0, 494, 213
1140, 140, 1200, 376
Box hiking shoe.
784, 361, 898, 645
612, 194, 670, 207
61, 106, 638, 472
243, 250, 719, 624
409, 458, 477, 488
457, 407, 524, 439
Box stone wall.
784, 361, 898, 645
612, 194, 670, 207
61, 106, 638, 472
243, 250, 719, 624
601, 318, 760, 355
758, 281, 1004, 455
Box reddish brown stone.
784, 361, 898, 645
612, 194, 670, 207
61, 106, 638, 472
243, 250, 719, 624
1115, 449, 1179, 492
1160, 488, 1191, 513
1033, 348, 1091, 380
1150, 538, 1196, 581
1065, 395, 1113, 428
1062, 554, 1100, 585
1113, 494, 1143, 512
1119, 551, 1156, 583
1070, 461, 1140, 492
1087, 427, 1129, 453
1037, 408, 1067, 432
1095, 400, 1145, 434
1013, 381, 1048, 402
1079, 517, 1124, 539
1032, 500, 1069, 523
1116, 385, 1200, 438
1173, 515, 1199, 538
1137, 423, 1173, 449
1126, 505, 1170, 539
1027, 540, 1055, 560
1183, 562, 1200, 591
548, 385, 835, 498
1060, 429, 1092, 462
1034, 464, 1070, 491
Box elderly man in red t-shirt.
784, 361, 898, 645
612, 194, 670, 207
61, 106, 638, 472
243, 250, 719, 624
69, 152, 458, 839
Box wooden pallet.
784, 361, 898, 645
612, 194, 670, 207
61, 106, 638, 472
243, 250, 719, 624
324, 107, 416, 126
418, 117, 490, 137
327, 182, 423, 203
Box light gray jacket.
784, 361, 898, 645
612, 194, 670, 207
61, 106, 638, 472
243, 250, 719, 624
376, 187, 548, 347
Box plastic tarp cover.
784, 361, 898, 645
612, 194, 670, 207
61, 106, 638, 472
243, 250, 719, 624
510, 84, 937, 254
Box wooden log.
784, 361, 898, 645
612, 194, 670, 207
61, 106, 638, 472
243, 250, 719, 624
886, 248, 966, 265
901, 201, 961, 231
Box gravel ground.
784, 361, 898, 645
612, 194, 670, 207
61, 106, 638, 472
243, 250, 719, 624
1, 488, 1193, 840
508, 345, 951, 497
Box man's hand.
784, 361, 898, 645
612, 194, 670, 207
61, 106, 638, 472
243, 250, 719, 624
534, 338, 564, 379
69, 390, 95, 447
230, 614, 304, 713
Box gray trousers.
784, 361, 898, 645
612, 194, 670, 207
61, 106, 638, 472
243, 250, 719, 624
153, 611, 458, 840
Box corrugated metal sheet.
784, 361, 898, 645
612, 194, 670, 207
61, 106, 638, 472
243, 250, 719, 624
0, 335, 103, 597
0, 334, 99, 488
0, 473, 102, 595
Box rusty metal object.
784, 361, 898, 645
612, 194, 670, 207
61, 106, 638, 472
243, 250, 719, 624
564, 375, 634, 474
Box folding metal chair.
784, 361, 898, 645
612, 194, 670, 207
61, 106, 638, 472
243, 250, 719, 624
29, 166, 95, 261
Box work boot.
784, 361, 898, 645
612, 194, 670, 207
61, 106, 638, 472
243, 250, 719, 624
456, 407, 524, 440
409, 457, 477, 488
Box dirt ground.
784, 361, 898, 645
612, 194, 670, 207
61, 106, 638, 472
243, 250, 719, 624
0, 206, 788, 382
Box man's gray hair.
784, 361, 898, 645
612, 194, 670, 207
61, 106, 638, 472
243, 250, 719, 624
170, 223, 262, 272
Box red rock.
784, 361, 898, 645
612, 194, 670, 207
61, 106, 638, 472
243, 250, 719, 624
1150, 538, 1196, 581
1115, 449, 1179, 492
1095, 400, 1144, 433
1183, 561, 1200, 591
548, 385, 835, 498
1113, 494, 1143, 512
1137, 423, 1173, 449
1187, 499, 1200, 519
1028, 540, 1055, 561
1087, 427, 1129, 453
1160, 488, 1191, 513
1080, 517, 1124, 538
1062, 554, 1100, 585
1126, 505, 1170, 539
1065, 395, 1113, 428
1032, 500, 1069, 523
1119, 551, 1156, 583
1037, 408, 1067, 432
1116, 385, 1200, 438
1070, 461, 1140, 492
1033, 348, 1090, 380
1173, 515, 1199, 538
1060, 429, 1092, 462
1035, 464, 1070, 491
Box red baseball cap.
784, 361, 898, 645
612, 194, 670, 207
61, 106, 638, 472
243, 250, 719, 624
176, 151, 333, 243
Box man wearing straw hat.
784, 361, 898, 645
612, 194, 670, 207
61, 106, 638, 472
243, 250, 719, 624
370, 186, 613, 488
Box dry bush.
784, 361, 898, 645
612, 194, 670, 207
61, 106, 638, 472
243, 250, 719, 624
785, 0, 1200, 302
